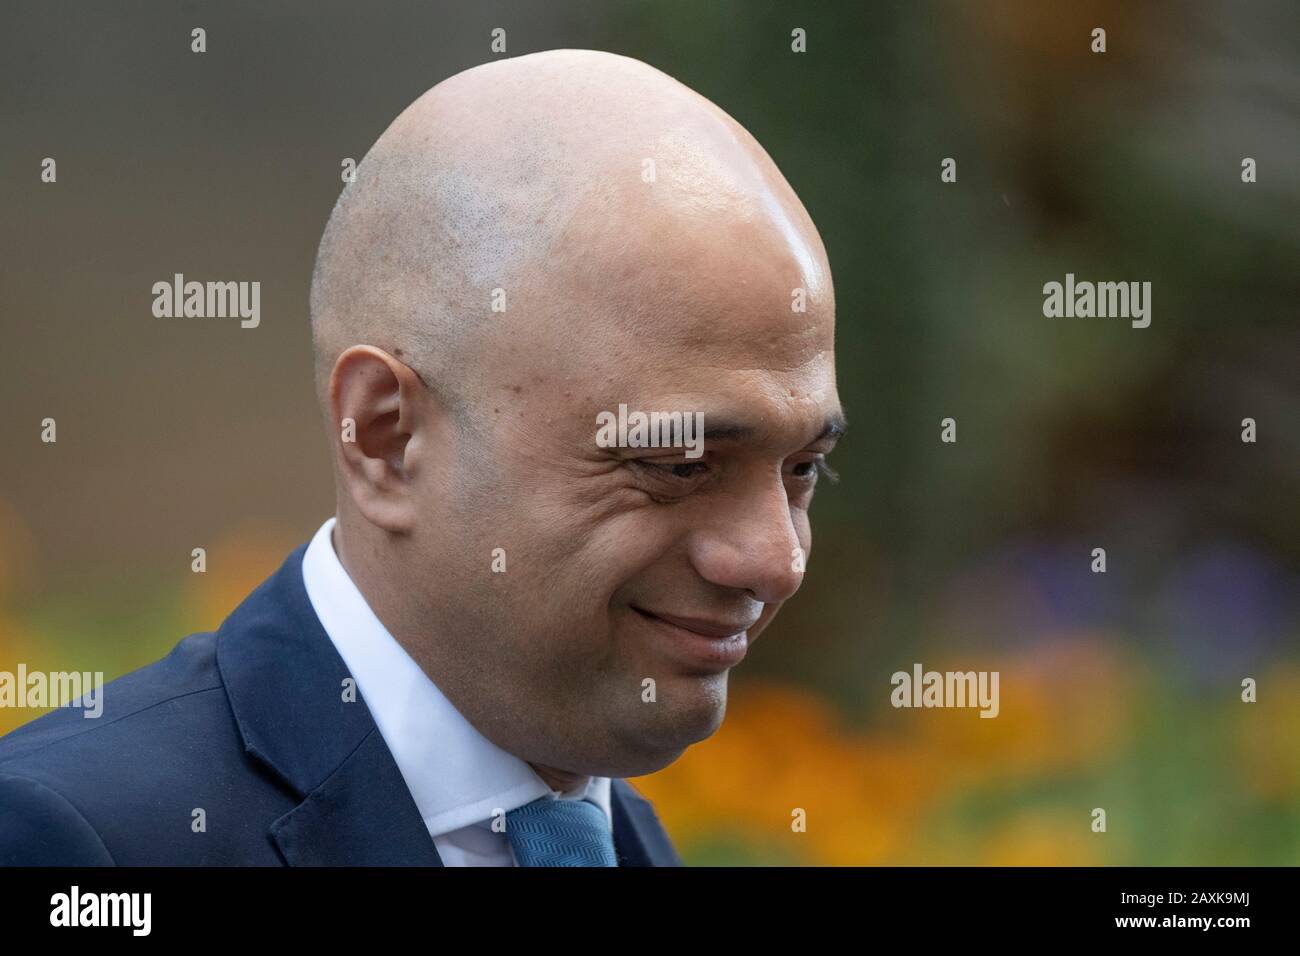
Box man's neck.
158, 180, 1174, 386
530, 762, 592, 794
332, 520, 595, 798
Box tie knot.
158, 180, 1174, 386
504, 796, 618, 867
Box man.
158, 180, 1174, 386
0, 49, 842, 866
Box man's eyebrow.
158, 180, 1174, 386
701, 411, 848, 446
696, 420, 758, 443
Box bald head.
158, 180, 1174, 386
313, 49, 840, 779
309, 49, 831, 421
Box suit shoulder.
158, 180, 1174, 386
0, 629, 223, 769
0, 630, 290, 864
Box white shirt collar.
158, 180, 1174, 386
300, 516, 612, 838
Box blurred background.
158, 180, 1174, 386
1, 0, 1296, 864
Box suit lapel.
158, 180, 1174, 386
217, 544, 443, 866
270, 728, 443, 866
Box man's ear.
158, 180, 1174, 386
329, 345, 429, 533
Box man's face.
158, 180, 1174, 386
404, 195, 839, 778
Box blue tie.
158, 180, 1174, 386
505, 796, 618, 866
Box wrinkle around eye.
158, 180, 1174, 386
623, 457, 713, 501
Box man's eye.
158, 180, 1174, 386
787, 457, 838, 482
647, 460, 709, 480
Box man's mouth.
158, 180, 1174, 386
630, 606, 754, 672
631, 606, 756, 638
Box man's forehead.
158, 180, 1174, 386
465, 131, 837, 427
484, 272, 835, 418
478, 269, 836, 426
512, 232, 834, 369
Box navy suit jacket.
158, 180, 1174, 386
0, 544, 682, 866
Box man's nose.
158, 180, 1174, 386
686, 479, 806, 606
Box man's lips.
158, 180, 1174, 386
631, 606, 758, 638
630, 605, 752, 672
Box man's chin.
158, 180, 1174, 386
610, 675, 729, 775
